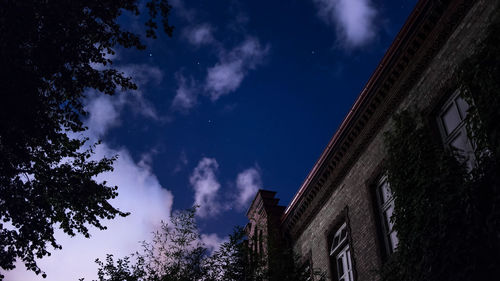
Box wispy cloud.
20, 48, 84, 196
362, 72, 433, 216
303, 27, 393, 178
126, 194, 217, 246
119, 64, 163, 86
183, 23, 216, 47
173, 150, 189, 174
170, 0, 196, 22
168, 1, 269, 113
84, 92, 123, 137
200, 233, 227, 254
205, 37, 269, 101
171, 72, 199, 113
190, 158, 221, 218
118, 64, 163, 120
188, 158, 263, 217
84, 64, 163, 137
235, 167, 262, 210
170, 37, 269, 113
313, 0, 377, 48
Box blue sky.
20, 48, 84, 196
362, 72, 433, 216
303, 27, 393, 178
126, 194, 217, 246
8, 0, 417, 280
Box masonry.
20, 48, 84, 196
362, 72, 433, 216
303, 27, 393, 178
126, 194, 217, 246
246, 0, 500, 280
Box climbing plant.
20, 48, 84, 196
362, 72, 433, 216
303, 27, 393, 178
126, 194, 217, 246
381, 15, 500, 281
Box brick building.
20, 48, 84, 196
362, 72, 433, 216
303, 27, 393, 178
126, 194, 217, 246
246, 0, 500, 280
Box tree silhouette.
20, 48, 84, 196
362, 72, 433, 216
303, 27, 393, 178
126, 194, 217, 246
90, 208, 323, 281
0, 0, 173, 278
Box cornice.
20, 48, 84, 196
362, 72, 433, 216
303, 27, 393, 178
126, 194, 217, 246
280, 0, 475, 239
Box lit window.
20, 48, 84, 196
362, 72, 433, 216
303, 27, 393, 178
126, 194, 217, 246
437, 91, 475, 168
330, 223, 354, 281
375, 176, 398, 254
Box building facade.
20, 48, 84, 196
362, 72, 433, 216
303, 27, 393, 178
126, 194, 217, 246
246, 0, 500, 280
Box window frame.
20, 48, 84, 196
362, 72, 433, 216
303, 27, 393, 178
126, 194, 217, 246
374, 175, 398, 256
329, 222, 355, 281
436, 90, 475, 167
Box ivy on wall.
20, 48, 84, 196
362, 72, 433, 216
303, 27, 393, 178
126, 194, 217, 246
381, 14, 500, 281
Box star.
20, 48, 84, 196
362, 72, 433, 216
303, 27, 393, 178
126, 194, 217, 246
149, 53, 153, 57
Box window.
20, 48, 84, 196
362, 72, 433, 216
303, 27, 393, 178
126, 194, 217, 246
437, 91, 474, 167
258, 229, 263, 257
330, 223, 354, 281
375, 176, 398, 255
300, 259, 313, 281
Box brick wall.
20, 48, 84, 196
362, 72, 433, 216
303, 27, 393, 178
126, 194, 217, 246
291, 1, 499, 280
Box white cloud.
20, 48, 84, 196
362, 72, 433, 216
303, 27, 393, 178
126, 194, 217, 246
171, 72, 199, 113
200, 233, 227, 254
183, 24, 216, 46
5, 144, 174, 281
205, 61, 244, 100
167, 1, 269, 111
5, 64, 172, 280
187, 159, 263, 217
190, 158, 221, 218
84, 64, 163, 137
84, 92, 123, 137
205, 37, 269, 101
313, 0, 377, 48
172, 38, 269, 111
235, 167, 262, 210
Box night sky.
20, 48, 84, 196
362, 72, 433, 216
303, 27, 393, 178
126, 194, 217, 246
8, 0, 418, 280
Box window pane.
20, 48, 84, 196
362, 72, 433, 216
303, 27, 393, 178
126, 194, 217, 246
441, 103, 461, 135
384, 203, 395, 230
341, 228, 347, 239
390, 230, 399, 251
455, 96, 469, 119
450, 130, 469, 152
337, 256, 344, 277
379, 180, 392, 204
346, 249, 354, 281
346, 249, 351, 270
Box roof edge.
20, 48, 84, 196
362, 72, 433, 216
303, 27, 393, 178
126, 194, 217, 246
282, 0, 431, 221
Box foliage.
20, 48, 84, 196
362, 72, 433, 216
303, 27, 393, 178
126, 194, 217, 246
92, 254, 147, 281
90, 208, 319, 281
205, 226, 256, 281
381, 18, 500, 281
458, 19, 500, 161
208, 226, 323, 281
140, 208, 207, 281
91, 208, 206, 281
0, 0, 173, 278
265, 240, 324, 281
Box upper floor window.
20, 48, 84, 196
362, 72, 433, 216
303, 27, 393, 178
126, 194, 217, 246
330, 222, 354, 281
375, 176, 398, 255
437, 91, 475, 167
